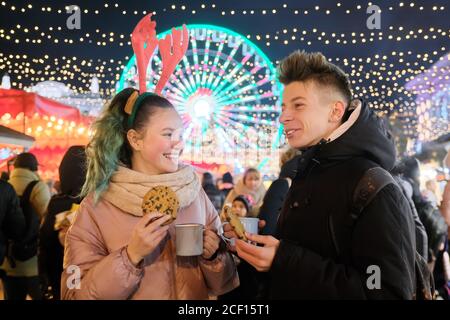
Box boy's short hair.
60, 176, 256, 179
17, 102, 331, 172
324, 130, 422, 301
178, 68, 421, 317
278, 50, 352, 105
14, 152, 38, 172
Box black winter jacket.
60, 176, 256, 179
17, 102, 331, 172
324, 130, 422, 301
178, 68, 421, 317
259, 178, 290, 236
0, 180, 26, 265
269, 102, 416, 299
39, 146, 86, 299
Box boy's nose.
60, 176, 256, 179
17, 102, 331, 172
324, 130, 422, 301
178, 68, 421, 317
279, 111, 292, 124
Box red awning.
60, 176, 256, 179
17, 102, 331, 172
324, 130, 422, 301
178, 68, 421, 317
0, 88, 82, 122
0, 124, 35, 148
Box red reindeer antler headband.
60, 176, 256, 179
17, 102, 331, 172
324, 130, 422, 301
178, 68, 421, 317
125, 13, 189, 127
131, 13, 158, 94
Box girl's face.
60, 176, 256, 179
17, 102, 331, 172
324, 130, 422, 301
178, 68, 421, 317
232, 200, 247, 217
244, 172, 261, 191
130, 107, 184, 175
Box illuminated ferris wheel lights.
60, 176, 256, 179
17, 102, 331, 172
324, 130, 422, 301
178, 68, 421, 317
193, 98, 211, 119
119, 24, 283, 174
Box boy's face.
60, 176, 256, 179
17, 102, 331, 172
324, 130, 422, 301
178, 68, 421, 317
279, 80, 345, 148
232, 200, 248, 217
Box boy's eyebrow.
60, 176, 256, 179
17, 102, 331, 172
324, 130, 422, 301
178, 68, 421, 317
281, 96, 306, 106
291, 96, 306, 102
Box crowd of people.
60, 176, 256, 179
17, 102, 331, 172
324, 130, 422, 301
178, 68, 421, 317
0, 50, 449, 300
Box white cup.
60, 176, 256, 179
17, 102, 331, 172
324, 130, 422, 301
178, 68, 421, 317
223, 217, 259, 245
239, 217, 259, 235
175, 223, 203, 256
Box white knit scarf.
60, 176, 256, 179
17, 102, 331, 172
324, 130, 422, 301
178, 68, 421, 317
102, 165, 201, 217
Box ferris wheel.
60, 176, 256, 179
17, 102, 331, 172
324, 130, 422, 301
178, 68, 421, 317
118, 24, 283, 175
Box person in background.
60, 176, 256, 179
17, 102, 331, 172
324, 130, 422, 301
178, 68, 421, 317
218, 172, 234, 201
201, 172, 223, 213
400, 157, 447, 266
223, 168, 266, 217
231, 195, 251, 217
1, 152, 51, 300
1, 171, 10, 181
39, 145, 87, 300
437, 150, 450, 299
423, 179, 442, 209
53, 181, 61, 195
0, 180, 26, 277
8, 153, 50, 219
258, 148, 302, 236
441, 150, 450, 236
391, 163, 429, 262
45, 179, 58, 197
397, 157, 448, 298
220, 195, 260, 299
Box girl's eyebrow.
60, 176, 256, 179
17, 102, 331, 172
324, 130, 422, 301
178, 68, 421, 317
162, 127, 184, 131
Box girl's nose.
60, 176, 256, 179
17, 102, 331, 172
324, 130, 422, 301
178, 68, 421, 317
172, 139, 185, 150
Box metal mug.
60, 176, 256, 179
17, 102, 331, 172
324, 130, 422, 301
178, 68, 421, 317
175, 223, 204, 256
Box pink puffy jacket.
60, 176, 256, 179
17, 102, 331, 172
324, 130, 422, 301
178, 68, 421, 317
61, 189, 239, 299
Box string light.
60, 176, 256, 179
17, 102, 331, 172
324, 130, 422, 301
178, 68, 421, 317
0, 2, 447, 161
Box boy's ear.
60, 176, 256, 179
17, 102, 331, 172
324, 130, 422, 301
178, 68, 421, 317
329, 100, 346, 123
127, 129, 143, 151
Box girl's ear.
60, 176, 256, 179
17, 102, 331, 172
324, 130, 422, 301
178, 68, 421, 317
127, 129, 143, 151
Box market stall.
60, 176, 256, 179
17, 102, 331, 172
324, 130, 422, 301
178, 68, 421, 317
0, 88, 93, 180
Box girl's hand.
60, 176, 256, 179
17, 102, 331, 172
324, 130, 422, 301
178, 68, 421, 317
202, 228, 220, 260
127, 213, 171, 266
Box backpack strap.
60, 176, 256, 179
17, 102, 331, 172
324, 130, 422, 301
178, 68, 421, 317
348, 167, 436, 299
22, 180, 39, 203
7, 180, 40, 266
414, 251, 435, 300
349, 167, 397, 225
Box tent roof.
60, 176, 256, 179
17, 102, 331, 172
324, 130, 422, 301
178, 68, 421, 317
0, 124, 35, 148
0, 88, 82, 122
